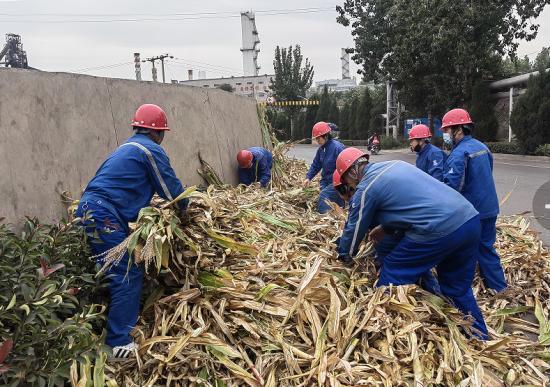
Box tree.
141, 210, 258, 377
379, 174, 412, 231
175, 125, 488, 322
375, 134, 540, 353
368, 86, 386, 134
355, 87, 372, 139
328, 97, 340, 126
266, 108, 291, 140
315, 85, 331, 123
336, 0, 549, 117
511, 70, 550, 153
534, 47, 550, 69
271, 45, 314, 140
339, 100, 351, 139
217, 83, 234, 92
302, 93, 320, 139
348, 94, 360, 139
501, 55, 533, 77
468, 81, 499, 142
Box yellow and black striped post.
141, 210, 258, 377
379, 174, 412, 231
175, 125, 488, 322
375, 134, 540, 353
258, 100, 320, 107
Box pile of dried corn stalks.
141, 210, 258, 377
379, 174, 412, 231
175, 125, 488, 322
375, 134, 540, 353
103, 151, 549, 387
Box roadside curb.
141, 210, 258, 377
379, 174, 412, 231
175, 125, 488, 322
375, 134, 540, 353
492, 153, 550, 163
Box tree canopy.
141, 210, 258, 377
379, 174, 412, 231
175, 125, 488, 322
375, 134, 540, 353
336, 0, 549, 116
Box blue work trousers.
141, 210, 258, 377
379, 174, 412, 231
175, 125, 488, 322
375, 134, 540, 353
318, 183, 345, 214
76, 198, 143, 347
375, 234, 441, 295
478, 217, 507, 292
378, 216, 488, 339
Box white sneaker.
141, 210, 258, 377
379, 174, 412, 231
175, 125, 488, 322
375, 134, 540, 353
110, 342, 137, 361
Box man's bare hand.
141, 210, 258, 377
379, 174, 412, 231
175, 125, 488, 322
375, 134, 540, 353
302, 179, 310, 188
368, 225, 386, 245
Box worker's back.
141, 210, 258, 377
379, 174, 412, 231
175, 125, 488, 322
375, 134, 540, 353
443, 135, 499, 219
83, 133, 184, 224
353, 160, 478, 242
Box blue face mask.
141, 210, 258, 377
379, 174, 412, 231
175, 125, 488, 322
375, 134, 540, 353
443, 133, 452, 145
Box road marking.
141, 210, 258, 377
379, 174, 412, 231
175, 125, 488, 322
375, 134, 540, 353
494, 161, 550, 169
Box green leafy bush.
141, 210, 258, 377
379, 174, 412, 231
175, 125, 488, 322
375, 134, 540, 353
485, 142, 521, 155
510, 69, 550, 154
380, 136, 407, 149
535, 144, 550, 156
0, 219, 107, 386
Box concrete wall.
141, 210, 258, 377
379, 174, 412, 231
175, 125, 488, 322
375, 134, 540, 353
0, 68, 263, 225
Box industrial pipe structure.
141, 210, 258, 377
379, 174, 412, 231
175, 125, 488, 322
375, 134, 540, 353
489, 68, 549, 142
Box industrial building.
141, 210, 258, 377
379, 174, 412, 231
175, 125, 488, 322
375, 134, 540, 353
178, 73, 273, 101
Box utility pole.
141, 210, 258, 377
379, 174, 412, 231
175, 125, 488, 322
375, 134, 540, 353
134, 53, 142, 81
143, 53, 173, 83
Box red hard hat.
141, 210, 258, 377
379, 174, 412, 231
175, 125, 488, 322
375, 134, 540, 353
312, 122, 331, 138
237, 150, 254, 168
132, 104, 170, 130
336, 147, 369, 176
333, 170, 342, 188
408, 124, 432, 140
441, 108, 473, 130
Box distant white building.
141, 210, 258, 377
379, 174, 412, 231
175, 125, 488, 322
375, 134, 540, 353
178, 74, 274, 101
315, 78, 358, 93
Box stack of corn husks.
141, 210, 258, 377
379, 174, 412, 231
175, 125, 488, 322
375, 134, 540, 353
105, 151, 550, 387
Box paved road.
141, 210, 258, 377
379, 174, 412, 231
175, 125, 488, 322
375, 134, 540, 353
288, 145, 550, 245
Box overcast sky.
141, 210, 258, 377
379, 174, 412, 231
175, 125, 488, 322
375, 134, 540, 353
1, 0, 549, 83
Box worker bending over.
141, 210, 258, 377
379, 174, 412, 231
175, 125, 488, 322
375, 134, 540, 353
237, 147, 273, 188
333, 170, 440, 295
335, 147, 488, 339
76, 104, 189, 359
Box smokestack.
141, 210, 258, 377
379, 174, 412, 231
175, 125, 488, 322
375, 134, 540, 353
134, 52, 142, 81
188, 69, 194, 80
341, 48, 350, 80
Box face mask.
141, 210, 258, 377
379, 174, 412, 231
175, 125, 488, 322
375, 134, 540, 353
443, 133, 452, 145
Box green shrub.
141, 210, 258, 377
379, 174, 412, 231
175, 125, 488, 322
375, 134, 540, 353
485, 142, 520, 154
0, 218, 108, 386
468, 81, 499, 142
535, 144, 550, 156
380, 136, 406, 149
510, 69, 550, 154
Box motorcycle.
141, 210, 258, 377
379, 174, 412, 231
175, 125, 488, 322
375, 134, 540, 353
369, 141, 380, 155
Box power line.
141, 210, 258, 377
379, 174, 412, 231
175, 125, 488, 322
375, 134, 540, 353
172, 57, 244, 73
0, 7, 331, 17
0, 8, 334, 23
68, 61, 133, 73
170, 58, 244, 75
166, 60, 240, 77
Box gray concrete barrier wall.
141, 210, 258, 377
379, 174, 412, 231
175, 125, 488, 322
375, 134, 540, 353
0, 68, 263, 225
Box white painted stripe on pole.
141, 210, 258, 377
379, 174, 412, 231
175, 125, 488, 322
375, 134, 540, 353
120, 142, 174, 201
545, 204, 550, 209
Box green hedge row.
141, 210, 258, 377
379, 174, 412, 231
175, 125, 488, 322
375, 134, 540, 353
485, 142, 521, 155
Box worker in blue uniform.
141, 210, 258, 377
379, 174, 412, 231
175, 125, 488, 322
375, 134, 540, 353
75, 104, 189, 359
236, 147, 273, 188
333, 170, 441, 295
441, 108, 507, 293
408, 124, 447, 181
304, 121, 346, 213
334, 148, 488, 339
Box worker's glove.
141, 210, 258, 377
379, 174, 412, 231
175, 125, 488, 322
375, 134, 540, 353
338, 254, 355, 267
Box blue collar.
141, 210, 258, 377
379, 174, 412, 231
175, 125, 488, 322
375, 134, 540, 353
453, 135, 472, 148
417, 143, 430, 155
